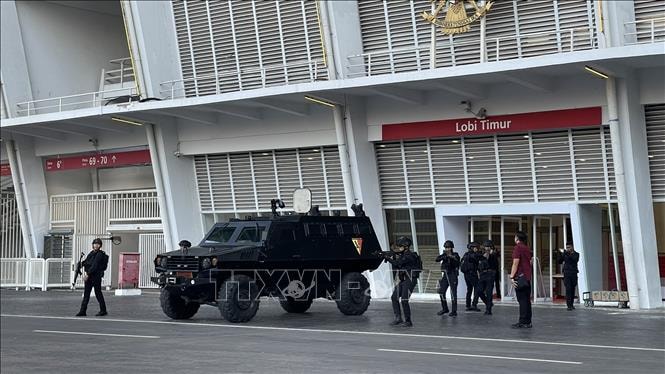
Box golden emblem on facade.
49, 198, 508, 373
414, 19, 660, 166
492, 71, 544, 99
422, 0, 493, 35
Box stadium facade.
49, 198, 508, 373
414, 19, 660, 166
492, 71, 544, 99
1, 0, 663, 308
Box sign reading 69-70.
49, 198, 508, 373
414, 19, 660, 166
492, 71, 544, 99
45, 149, 151, 172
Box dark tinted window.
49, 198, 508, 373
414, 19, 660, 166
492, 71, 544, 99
359, 223, 372, 235
236, 226, 267, 243
205, 226, 236, 243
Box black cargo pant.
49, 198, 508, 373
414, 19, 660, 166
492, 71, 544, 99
464, 272, 479, 308
79, 275, 106, 314
564, 274, 578, 308
438, 272, 458, 314
516, 280, 532, 325
474, 271, 494, 312
391, 278, 417, 322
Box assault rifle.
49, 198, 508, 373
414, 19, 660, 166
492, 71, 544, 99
72, 252, 85, 288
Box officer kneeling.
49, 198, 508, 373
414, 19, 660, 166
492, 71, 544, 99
381, 236, 420, 327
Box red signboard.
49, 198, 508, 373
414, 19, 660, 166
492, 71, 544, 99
45, 149, 151, 172
0, 164, 10, 177
382, 107, 602, 141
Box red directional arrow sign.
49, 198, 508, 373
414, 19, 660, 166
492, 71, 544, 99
45, 149, 151, 172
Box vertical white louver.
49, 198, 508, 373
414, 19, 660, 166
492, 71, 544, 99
572, 127, 607, 200
375, 127, 615, 207
194, 146, 344, 214
404, 141, 434, 204
356, 1, 596, 74
429, 139, 467, 203
497, 134, 534, 202
645, 104, 665, 201
376, 142, 408, 205
464, 136, 500, 203
633, 0, 665, 43
171, 0, 327, 97
532, 131, 574, 201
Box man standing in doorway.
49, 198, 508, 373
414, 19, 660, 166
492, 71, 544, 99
558, 241, 580, 311
510, 231, 532, 328
76, 238, 109, 317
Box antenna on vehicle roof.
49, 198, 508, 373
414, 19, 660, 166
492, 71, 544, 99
309, 205, 321, 216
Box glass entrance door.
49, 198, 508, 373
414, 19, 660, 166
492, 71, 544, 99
533, 216, 554, 302
500, 217, 522, 301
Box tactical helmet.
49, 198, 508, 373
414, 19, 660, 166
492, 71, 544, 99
443, 240, 454, 249
179, 240, 192, 248
92, 238, 103, 246
482, 239, 495, 249
467, 241, 480, 250
395, 236, 413, 249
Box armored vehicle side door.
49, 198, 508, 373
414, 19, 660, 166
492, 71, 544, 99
267, 222, 302, 261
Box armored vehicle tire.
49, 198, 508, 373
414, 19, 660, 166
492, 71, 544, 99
218, 274, 260, 323
279, 297, 314, 313
160, 288, 200, 320
335, 272, 371, 316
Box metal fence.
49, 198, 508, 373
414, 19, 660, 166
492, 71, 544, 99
0, 258, 72, 290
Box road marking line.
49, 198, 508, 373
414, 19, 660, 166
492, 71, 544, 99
33, 330, 160, 339
3, 314, 663, 352
377, 349, 583, 365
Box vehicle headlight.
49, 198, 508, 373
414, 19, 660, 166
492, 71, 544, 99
160, 257, 168, 268
201, 257, 212, 270
211, 257, 218, 267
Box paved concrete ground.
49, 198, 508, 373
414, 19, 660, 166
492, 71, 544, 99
1, 289, 664, 374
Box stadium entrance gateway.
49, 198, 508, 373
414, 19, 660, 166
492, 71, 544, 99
436, 205, 601, 305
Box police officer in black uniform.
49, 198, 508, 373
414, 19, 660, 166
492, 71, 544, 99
558, 241, 580, 311
461, 242, 481, 311
435, 240, 460, 317
179, 239, 192, 253
474, 240, 496, 315
76, 238, 109, 317
488, 240, 501, 298
382, 236, 419, 327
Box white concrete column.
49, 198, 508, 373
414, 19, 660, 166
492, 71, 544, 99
570, 204, 603, 297
612, 72, 661, 309
341, 97, 393, 298
4, 136, 49, 258
146, 119, 203, 249
438, 214, 470, 299
324, 0, 365, 79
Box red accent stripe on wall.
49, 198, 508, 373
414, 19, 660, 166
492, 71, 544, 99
382, 107, 602, 141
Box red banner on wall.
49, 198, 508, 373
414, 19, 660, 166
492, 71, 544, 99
45, 149, 151, 172
382, 107, 602, 141
0, 164, 10, 176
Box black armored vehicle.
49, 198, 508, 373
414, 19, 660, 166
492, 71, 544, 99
152, 190, 383, 323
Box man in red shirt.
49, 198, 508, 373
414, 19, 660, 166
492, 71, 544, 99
509, 231, 532, 328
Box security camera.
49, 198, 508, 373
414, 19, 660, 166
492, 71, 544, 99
173, 151, 182, 158
88, 138, 99, 147
460, 100, 471, 111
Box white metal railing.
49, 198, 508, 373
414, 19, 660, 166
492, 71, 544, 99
160, 58, 327, 99
624, 17, 665, 44
346, 27, 597, 78
16, 86, 139, 117
1, 259, 27, 288
0, 258, 73, 290
102, 57, 135, 87
108, 191, 160, 222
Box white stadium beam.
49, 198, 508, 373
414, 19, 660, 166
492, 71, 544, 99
429, 81, 487, 99
154, 108, 219, 126
498, 72, 553, 92
190, 105, 263, 121
366, 86, 425, 105
62, 120, 134, 134
251, 99, 310, 117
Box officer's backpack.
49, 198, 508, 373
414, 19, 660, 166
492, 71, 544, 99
460, 253, 473, 274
